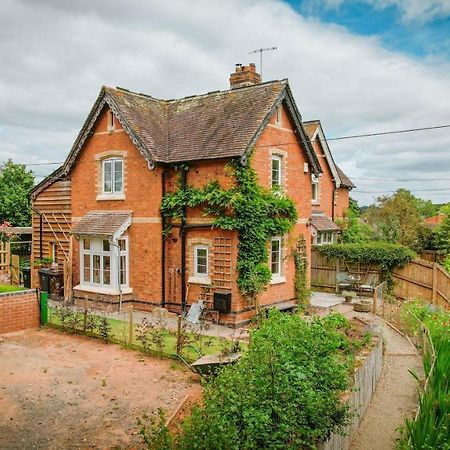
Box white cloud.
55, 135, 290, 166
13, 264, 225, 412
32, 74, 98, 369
0, 0, 449, 205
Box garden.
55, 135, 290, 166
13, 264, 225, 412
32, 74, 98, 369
139, 310, 376, 450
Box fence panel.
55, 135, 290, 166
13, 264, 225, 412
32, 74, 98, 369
0, 242, 10, 274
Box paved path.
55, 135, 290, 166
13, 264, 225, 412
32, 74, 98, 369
350, 319, 421, 450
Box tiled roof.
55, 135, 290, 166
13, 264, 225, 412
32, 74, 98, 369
336, 166, 355, 188
106, 80, 289, 163
72, 211, 132, 238
311, 214, 340, 231
424, 214, 445, 227
302, 120, 320, 139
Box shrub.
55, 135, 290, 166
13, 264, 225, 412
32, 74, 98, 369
316, 242, 415, 289
141, 311, 356, 449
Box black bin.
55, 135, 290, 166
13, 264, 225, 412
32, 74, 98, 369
213, 290, 232, 314
21, 266, 31, 288
38, 268, 64, 301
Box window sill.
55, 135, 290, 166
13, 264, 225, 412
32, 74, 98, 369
96, 194, 125, 201
73, 284, 133, 295
270, 276, 286, 285
311, 200, 320, 205
188, 276, 211, 285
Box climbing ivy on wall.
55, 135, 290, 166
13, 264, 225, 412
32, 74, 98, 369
294, 235, 309, 309
160, 155, 298, 300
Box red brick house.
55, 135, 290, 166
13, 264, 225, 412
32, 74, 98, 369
303, 120, 354, 245
31, 64, 353, 326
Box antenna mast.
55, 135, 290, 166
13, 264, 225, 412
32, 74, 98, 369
248, 46, 277, 79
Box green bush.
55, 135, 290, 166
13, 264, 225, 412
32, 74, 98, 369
315, 242, 415, 288
141, 311, 364, 449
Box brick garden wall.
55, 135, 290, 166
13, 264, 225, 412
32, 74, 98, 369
0, 289, 40, 334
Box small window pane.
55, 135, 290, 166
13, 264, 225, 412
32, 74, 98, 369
83, 254, 90, 283
103, 240, 110, 251
83, 239, 90, 250
114, 160, 123, 193
120, 255, 127, 285
103, 256, 110, 285
93, 255, 101, 283
118, 239, 126, 251
103, 161, 112, 193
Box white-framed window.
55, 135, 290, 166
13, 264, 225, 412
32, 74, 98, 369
102, 158, 123, 195
194, 245, 209, 277
271, 155, 282, 188
311, 174, 319, 202
270, 236, 282, 277
80, 237, 128, 288
315, 232, 334, 245
107, 110, 115, 131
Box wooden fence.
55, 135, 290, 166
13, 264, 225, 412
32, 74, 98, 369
311, 249, 381, 293
0, 242, 10, 274
393, 258, 449, 310
311, 249, 450, 310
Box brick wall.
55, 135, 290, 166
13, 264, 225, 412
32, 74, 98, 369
0, 289, 40, 334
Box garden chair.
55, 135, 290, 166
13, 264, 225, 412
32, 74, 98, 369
336, 272, 351, 292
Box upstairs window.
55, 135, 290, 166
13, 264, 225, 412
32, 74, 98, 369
194, 245, 209, 277
270, 237, 282, 277
271, 155, 282, 188
102, 158, 123, 195
311, 174, 319, 202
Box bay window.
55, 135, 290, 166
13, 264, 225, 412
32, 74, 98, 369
80, 237, 128, 288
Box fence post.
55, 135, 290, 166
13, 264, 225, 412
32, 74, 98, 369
128, 305, 134, 346
335, 259, 340, 293
372, 286, 377, 314
432, 263, 437, 305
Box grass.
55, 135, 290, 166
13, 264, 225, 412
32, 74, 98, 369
0, 284, 26, 293
47, 307, 236, 362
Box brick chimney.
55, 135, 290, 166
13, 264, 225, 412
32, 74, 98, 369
229, 63, 261, 89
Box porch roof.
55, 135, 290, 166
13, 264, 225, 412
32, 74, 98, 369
72, 211, 132, 240
311, 214, 340, 232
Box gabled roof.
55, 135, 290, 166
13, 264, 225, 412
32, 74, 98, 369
303, 120, 355, 190
33, 80, 321, 196
72, 211, 132, 240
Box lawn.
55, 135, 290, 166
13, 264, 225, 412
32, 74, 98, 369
0, 284, 25, 293
47, 307, 237, 362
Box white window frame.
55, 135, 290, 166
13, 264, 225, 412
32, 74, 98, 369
315, 232, 334, 246
271, 155, 282, 189
102, 157, 123, 195
270, 236, 282, 278
194, 245, 209, 278
80, 236, 129, 289
311, 174, 319, 203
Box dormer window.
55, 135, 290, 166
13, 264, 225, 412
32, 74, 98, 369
107, 110, 115, 131
102, 158, 123, 195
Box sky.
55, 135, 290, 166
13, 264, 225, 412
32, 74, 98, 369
1, 0, 449, 206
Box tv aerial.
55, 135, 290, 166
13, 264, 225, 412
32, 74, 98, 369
248, 46, 277, 78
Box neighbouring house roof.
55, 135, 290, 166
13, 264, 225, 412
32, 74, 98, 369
335, 166, 355, 189
424, 214, 445, 227
0, 227, 32, 235
303, 120, 355, 190
71, 211, 132, 240
32, 79, 322, 197
311, 214, 341, 232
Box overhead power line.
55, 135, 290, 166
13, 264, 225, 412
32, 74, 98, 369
356, 187, 450, 194
351, 177, 450, 182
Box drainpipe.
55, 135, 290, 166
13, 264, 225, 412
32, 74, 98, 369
31, 207, 43, 260
109, 239, 123, 313
161, 168, 167, 308
332, 188, 336, 221
180, 168, 187, 313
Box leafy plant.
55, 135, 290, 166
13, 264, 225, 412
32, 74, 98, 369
294, 235, 309, 309
97, 315, 112, 342
161, 155, 298, 300
316, 242, 415, 289
141, 310, 358, 449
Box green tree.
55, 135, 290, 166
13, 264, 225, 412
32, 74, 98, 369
337, 198, 373, 244
364, 189, 428, 250
433, 204, 450, 256
0, 160, 34, 226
